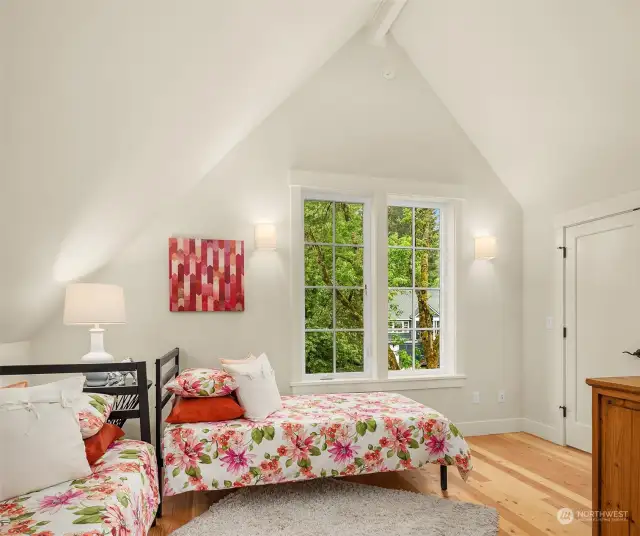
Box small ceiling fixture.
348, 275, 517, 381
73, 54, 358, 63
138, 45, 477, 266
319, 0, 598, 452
255, 223, 277, 250
475, 236, 497, 260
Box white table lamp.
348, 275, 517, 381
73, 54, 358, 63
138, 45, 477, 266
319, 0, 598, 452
64, 283, 126, 386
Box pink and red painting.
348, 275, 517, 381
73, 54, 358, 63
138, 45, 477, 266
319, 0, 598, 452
169, 237, 244, 312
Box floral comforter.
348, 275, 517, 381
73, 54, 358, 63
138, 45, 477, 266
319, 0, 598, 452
0, 440, 159, 536
163, 392, 472, 495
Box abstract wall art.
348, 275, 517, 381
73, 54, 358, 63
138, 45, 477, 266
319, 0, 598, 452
169, 237, 244, 312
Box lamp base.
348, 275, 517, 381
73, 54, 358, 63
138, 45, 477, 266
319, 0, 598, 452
81, 327, 115, 387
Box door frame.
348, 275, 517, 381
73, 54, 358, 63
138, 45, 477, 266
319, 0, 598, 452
554, 189, 640, 446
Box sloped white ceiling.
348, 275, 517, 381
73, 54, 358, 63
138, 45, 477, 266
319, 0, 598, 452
393, 0, 640, 211
0, 0, 377, 343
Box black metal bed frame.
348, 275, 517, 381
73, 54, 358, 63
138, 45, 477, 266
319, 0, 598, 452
0, 361, 152, 444
154, 347, 180, 518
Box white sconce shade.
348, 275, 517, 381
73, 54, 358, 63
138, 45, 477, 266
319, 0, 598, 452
475, 236, 497, 260
255, 223, 277, 250
64, 283, 126, 325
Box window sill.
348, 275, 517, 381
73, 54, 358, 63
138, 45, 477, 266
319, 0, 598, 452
289, 374, 466, 395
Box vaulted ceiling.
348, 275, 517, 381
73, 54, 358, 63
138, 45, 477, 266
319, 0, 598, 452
393, 0, 640, 211
2, 0, 640, 343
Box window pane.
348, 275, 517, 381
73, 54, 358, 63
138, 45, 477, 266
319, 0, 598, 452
388, 248, 412, 287
388, 289, 412, 325
414, 249, 440, 288
415, 330, 440, 369
415, 290, 440, 330
388, 331, 413, 370
336, 289, 363, 329
305, 289, 333, 329
304, 200, 333, 243
335, 202, 363, 245
336, 331, 364, 372
388, 206, 412, 246
304, 245, 332, 286
415, 208, 440, 248
335, 246, 363, 287
305, 332, 333, 374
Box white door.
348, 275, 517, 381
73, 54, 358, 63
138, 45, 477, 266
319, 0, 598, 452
565, 210, 640, 452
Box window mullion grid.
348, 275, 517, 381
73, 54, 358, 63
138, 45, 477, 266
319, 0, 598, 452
332, 201, 337, 374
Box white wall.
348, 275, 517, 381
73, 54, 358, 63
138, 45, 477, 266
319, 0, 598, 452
521, 212, 563, 441
0, 341, 31, 386
30, 32, 523, 438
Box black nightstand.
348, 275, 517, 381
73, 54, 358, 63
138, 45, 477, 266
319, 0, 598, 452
107, 379, 153, 428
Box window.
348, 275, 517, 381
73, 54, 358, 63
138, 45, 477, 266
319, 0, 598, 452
303, 198, 370, 376
387, 203, 443, 372
294, 183, 455, 386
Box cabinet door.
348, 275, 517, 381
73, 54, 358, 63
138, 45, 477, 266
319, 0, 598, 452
631, 405, 640, 536
600, 397, 640, 535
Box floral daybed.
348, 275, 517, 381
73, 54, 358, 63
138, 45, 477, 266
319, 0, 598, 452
162, 391, 472, 495
0, 439, 159, 536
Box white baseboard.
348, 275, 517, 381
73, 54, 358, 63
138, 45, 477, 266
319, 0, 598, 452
522, 418, 563, 444
456, 417, 565, 444
456, 418, 524, 437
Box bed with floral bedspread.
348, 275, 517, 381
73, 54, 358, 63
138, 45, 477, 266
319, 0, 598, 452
162, 392, 472, 495
0, 439, 159, 536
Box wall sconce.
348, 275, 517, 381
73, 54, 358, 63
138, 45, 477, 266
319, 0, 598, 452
475, 236, 497, 260
255, 223, 277, 250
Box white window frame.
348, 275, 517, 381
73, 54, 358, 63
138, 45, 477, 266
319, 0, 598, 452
387, 198, 454, 377
289, 171, 463, 393
300, 190, 373, 381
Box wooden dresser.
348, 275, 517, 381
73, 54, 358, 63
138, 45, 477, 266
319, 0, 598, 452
587, 376, 640, 535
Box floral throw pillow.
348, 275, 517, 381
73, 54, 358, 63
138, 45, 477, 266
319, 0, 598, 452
165, 368, 237, 398
73, 393, 115, 439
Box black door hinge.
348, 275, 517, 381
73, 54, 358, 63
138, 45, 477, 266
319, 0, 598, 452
559, 405, 567, 418
557, 246, 567, 258
563, 326, 567, 338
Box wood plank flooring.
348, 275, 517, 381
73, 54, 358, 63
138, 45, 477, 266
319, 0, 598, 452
150, 432, 592, 536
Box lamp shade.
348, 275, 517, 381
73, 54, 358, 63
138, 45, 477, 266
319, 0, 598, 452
64, 283, 126, 325
255, 223, 277, 250
475, 236, 497, 260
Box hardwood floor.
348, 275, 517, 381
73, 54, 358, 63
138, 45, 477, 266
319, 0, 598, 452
150, 432, 592, 536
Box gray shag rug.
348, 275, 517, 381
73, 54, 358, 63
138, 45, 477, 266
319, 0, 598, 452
171, 478, 498, 536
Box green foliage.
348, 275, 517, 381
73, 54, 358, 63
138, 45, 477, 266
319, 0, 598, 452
304, 201, 366, 374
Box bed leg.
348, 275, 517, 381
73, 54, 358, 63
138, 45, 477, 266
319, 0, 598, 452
440, 465, 448, 491
156, 469, 163, 519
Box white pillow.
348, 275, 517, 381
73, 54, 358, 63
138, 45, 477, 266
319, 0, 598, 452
222, 353, 282, 421
0, 376, 91, 501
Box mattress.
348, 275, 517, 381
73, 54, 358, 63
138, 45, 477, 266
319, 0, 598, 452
162, 392, 472, 496
0, 439, 159, 536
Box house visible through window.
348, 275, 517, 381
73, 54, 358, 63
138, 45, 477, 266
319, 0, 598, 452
303, 198, 369, 376
388, 204, 442, 371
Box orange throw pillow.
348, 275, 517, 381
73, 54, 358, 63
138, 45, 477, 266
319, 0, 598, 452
166, 396, 244, 424
1, 381, 28, 389
84, 423, 125, 465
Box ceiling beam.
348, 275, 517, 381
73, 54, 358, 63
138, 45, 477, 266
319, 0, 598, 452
369, 0, 408, 44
